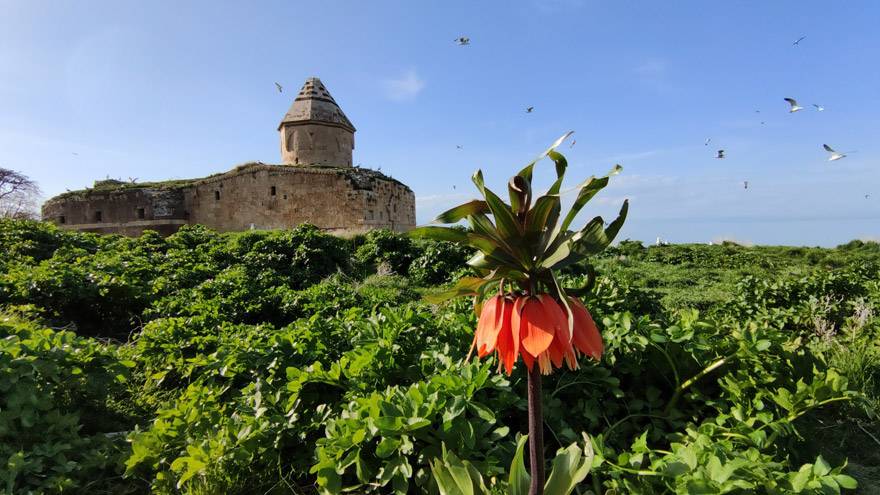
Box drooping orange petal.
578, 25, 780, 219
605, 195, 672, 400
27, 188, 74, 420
518, 295, 559, 357
496, 300, 518, 375
475, 296, 505, 357
569, 297, 604, 360
520, 348, 534, 370
547, 326, 577, 370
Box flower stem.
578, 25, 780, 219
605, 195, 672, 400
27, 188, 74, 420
527, 363, 545, 495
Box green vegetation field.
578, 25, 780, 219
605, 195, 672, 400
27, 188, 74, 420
1, 219, 878, 494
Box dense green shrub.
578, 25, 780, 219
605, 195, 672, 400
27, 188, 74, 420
354, 229, 417, 275
0, 314, 137, 493
0, 220, 877, 493
407, 239, 471, 285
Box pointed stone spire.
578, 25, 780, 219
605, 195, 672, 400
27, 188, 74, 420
278, 77, 356, 167
278, 77, 355, 132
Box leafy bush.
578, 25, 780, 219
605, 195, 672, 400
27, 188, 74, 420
408, 239, 471, 285
355, 229, 417, 275
0, 314, 137, 493
0, 219, 877, 493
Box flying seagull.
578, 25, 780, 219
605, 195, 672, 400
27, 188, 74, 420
793, 36, 806, 46
72, 152, 79, 156
761, 121, 766, 125
526, 106, 534, 113
784, 98, 803, 112
823, 144, 847, 161
455, 36, 470, 46
456, 145, 463, 150
569, 140, 576, 148
274, 82, 283, 93
128, 177, 138, 183
866, 194, 870, 199
813, 104, 825, 111
705, 138, 711, 146
743, 181, 749, 189
716, 149, 725, 159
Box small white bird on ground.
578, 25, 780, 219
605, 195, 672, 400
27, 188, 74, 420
823, 144, 848, 161
275, 82, 283, 93
813, 104, 825, 111
784, 98, 803, 112
455, 37, 470, 46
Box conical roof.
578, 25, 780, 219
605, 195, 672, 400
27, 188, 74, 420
278, 77, 355, 132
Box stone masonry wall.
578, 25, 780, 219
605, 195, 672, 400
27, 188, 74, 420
42, 164, 415, 236
280, 123, 354, 167
185, 164, 414, 234
41, 188, 187, 236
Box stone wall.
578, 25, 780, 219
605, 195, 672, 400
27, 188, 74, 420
41, 187, 187, 236
41, 164, 415, 236
280, 123, 354, 167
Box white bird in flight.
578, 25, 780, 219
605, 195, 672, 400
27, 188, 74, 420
784, 98, 803, 113
813, 104, 825, 111
716, 149, 725, 159
526, 106, 534, 113
455, 36, 470, 46
823, 144, 848, 161
704, 138, 711, 146
274, 82, 283, 93
743, 180, 749, 189
793, 36, 806, 46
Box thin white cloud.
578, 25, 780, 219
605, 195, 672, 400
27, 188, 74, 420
382, 69, 425, 102
633, 58, 666, 77
416, 193, 471, 207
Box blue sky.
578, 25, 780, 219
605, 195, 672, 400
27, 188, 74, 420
1, 0, 878, 246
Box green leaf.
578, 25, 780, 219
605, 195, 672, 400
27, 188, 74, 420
409, 226, 470, 243
423, 277, 488, 304
515, 131, 574, 183
547, 150, 568, 179
376, 437, 402, 458
570, 200, 629, 257
543, 442, 593, 495
834, 474, 857, 489
508, 435, 531, 495
791, 464, 812, 492
472, 170, 523, 241
812, 455, 831, 477
508, 175, 531, 216
431, 447, 482, 495
434, 200, 490, 223
559, 164, 622, 234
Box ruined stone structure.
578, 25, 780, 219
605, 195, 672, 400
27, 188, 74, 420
42, 77, 415, 236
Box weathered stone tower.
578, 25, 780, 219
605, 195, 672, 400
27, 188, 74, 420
42, 76, 416, 236
279, 77, 355, 167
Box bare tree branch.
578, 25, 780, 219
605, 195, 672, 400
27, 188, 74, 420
0, 167, 41, 219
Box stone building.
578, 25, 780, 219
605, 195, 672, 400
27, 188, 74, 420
42, 78, 415, 236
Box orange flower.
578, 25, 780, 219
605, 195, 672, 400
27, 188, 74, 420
470, 295, 518, 374
513, 294, 576, 375
471, 293, 603, 375
568, 296, 604, 360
